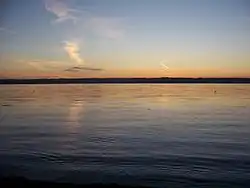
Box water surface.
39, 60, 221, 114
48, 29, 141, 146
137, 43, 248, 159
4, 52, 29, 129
0, 84, 250, 187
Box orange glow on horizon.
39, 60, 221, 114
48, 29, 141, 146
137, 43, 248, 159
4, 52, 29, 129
1, 68, 250, 79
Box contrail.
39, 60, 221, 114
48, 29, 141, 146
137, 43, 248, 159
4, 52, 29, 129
160, 60, 169, 70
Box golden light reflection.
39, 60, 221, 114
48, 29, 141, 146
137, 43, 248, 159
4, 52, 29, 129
67, 100, 85, 132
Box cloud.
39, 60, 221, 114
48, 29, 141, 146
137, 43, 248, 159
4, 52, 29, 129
44, 0, 126, 40
44, 0, 126, 74
28, 61, 46, 70
44, 0, 78, 23
88, 17, 125, 39
0, 27, 15, 34
18, 59, 103, 73
160, 60, 170, 70
18, 59, 64, 71
64, 66, 103, 72
63, 41, 83, 65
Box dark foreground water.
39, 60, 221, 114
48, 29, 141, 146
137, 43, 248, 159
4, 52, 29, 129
0, 84, 250, 187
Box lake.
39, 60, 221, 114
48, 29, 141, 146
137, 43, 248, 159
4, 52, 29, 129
0, 84, 250, 187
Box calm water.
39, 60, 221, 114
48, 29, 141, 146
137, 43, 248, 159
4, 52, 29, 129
0, 84, 250, 187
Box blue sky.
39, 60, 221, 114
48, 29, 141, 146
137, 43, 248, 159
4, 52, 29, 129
0, 0, 250, 78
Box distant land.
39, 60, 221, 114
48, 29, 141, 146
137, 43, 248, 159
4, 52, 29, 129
0, 77, 250, 84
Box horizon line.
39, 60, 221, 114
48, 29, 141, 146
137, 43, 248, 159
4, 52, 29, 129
1, 77, 250, 80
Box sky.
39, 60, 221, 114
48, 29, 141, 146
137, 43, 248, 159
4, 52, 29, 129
0, 0, 250, 78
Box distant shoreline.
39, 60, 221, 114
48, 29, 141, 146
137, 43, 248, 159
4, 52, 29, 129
0, 78, 250, 84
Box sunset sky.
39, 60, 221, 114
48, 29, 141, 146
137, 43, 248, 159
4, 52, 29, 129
0, 0, 250, 78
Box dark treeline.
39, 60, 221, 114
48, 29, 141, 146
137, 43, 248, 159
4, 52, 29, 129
0, 77, 250, 84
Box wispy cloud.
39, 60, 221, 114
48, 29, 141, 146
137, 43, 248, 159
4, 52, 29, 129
18, 59, 64, 71
44, 0, 78, 23
17, 59, 103, 73
88, 17, 125, 39
0, 27, 15, 34
44, 0, 126, 39
64, 66, 103, 72
44, 0, 126, 40
28, 61, 46, 71
63, 41, 83, 65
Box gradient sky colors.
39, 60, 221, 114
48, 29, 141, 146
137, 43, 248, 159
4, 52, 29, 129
0, 0, 250, 78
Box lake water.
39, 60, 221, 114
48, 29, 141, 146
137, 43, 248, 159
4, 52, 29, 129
0, 84, 250, 187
